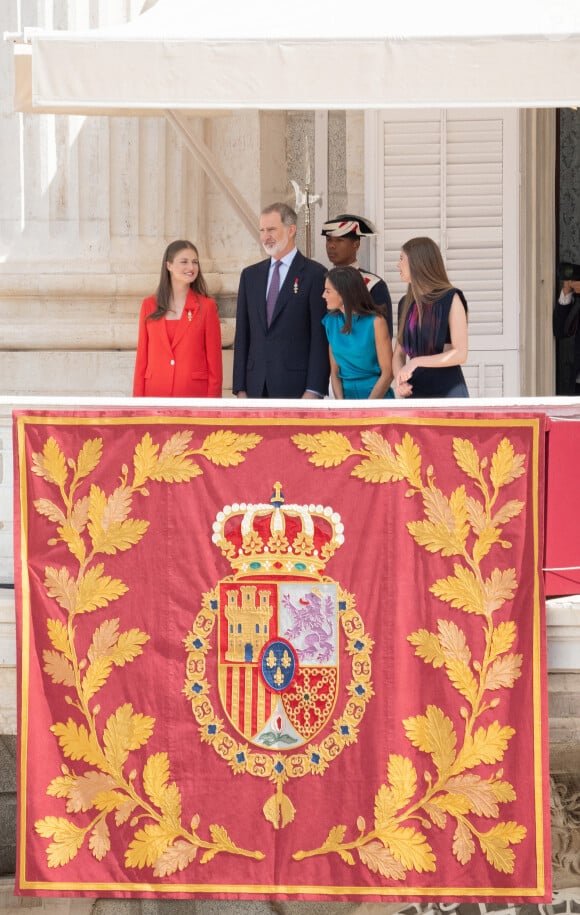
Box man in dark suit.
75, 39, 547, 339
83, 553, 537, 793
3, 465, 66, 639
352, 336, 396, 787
553, 275, 580, 394
233, 202, 329, 398
322, 214, 393, 338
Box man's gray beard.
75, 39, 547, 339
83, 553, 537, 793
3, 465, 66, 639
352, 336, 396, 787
263, 243, 281, 257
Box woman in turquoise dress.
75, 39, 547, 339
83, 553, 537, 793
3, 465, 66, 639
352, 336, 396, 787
322, 266, 394, 399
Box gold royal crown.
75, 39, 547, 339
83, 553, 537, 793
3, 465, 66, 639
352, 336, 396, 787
211, 482, 344, 579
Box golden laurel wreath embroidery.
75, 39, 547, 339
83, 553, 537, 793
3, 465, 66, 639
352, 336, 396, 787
31, 428, 265, 874
184, 583, 373, 830
291, 429, 528, 879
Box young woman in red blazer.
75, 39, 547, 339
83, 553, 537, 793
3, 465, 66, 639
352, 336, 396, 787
133, 240, 222, 397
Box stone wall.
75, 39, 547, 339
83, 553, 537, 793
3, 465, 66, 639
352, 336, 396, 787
559, 109, 580, 264
1, 5, 279, 402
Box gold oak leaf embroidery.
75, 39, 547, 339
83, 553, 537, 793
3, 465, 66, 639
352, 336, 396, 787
292, 431, 528, 879
32, 429, 264, 873
292, 430, 357, 468
197, 430, 263, 467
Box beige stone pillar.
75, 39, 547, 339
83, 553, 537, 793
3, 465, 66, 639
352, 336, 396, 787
519, 109, 557, 395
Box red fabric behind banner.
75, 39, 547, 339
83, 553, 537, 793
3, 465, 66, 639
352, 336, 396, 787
13, 408, 550, 902
544, 418, 580, 596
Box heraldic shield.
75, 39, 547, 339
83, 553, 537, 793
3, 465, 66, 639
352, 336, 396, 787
185, 482, 374, 829
218, 581, 339, 748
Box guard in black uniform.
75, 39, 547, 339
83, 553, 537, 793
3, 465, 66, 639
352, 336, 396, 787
321, 214, 393, 337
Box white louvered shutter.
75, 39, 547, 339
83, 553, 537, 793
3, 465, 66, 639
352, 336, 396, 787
373, 109, 519, 396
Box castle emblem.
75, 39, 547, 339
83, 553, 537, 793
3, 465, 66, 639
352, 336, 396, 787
184, 483, 374, 828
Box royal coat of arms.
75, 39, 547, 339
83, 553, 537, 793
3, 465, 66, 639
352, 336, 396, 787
185, 482, 374, 828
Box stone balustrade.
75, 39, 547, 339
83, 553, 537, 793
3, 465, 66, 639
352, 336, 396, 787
0, 274, 236, 398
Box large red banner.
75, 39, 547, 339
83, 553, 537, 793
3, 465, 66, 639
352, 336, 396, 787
13, 408, 550, 902
544, 418, 580, 596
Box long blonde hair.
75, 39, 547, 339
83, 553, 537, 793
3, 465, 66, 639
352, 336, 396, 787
398, 237, 453, 342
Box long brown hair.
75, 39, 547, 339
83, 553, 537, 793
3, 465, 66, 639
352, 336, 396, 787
326, 266, 388, 335
397, 237, 453, 342
147, 240, 209, 321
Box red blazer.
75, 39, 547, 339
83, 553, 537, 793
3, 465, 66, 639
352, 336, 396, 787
133, 291, 223, 397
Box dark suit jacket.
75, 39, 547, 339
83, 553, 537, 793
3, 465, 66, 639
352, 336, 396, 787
553, 293, 580, 394
233, 250, 330, 398
133, 291, 222, 397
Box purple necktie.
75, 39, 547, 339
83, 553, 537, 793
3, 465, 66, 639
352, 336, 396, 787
266, 259, 282, 325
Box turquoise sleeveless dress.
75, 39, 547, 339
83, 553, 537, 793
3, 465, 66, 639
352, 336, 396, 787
322, 311, 394, 399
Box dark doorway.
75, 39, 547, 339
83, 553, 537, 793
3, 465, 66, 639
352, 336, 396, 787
555, 108, 580, 395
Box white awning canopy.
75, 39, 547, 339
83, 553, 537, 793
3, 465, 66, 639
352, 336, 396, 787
7, 0, 580, 113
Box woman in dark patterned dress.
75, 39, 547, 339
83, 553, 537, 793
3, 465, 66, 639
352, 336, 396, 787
393, 237, 469, 398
